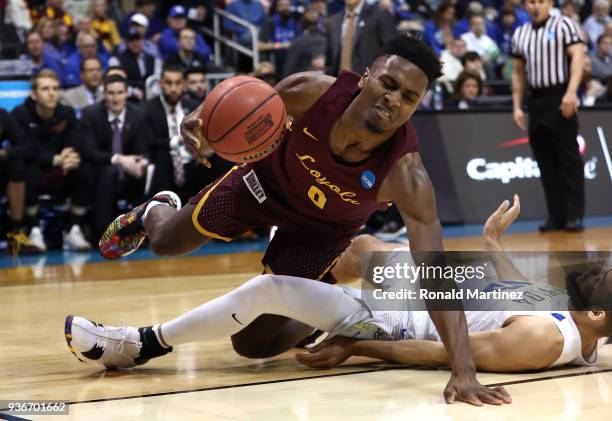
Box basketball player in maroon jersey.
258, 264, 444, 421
96, 36, 510, 405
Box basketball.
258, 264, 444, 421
199, 76, 287, 163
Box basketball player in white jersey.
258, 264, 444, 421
65, 195, 611, 375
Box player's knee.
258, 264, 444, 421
231, 336, 277, 358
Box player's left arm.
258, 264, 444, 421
297, 317, 563, 372
378, 152, 510, 405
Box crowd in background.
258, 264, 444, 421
0, 0, 610, 252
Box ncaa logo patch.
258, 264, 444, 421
361, 170, 376, 189
547, 31, 555, 41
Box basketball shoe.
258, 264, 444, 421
99, 191, 181, 260
64, 315, 172, 369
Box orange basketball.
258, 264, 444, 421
200, 76, 287, 163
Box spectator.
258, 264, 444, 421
183, 0, 215, 33
165, 27, 210, 70
325, 0, 396, 75
158, 5, 212, 61
80, 74, 150, 239
31, 0, 73, 29
20, 30, 63, 75
259, 0, 302, 72
183, 67, 208, 102
462, 50, 487, 80
4, 0, 32, 40
253, 61, 279, 85
503, 0, 530, 26
62, 31, 109, 88
447, 70, 483, 109
282, 10, 326, 77
309, 0, 329, 33
74, 15, 92, 35
579, 55, 608, 105
496, 7, 517, 58
454, 1, 496, 39
439, 38, 467, 92
224, 0, 267, 47
583, 0, 611, 46
117, 13, 161, 59
119, 0, 164, 40
90, 0, 120, 52
145, 66, 212, 200
60, 57, 103, 117
0, 110, 39, 254
110, 28, 158, 99
36, 17, 71, 62
10, 70, 93, 251
423, 2, 456, 56
591, 34, 612, 81
461, 14, 500, 64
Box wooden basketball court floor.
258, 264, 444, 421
1, 227, 612, 420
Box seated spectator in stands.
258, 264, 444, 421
461, 14, 500, 65
439, 38, 466, 92
60, 57, 103, 117
253, 61, 279, 86
503, 0, 530, 26
580, 55, 608, 106
110, 28, 158, 100
224, 0, 267, 47
446, 70, 483, 109
309, 0, 328, 33
31, 0, 74, 30
282, 10, 326, 77
591, 34, 612, 82
119, 0, 164, 40
183, 67, 208, 102
596, 74, 612, 104
116, 13, 161, 59
20, 30, 63, 75
36, 17, 71, 62
4, 0, 32, 41
74, 15, 92, 35
454, 1, 497, 39
259, 0, 301, 72
496, 7, 517, 58
10, 70, 93, 252
80, 74, 150, 240
183, 0, 215, 33
0, 110, 40, 254
90, 0, 120, 53
423, 2, 456, 56
145, 66, 214, 200
606, 21, 612, 39
393, 0, 431, 22
462, 50, 487, 80
583, 0, 611, 47
63, 32, 109, 88
158, 6, 212, 61
164, 27, 210, 70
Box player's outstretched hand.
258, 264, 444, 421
445, 373, 512, 406
180, 108, 212, 168
295, 337, 357, 369
483, 194, 520, 244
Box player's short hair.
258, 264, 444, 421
183, 66, 206, 79
461, 51, 482, 66
103, 74, 128, 90
374, 35, 443, 86
31, 69, 60, 90
566, 269, 612, 336
161, 64, 184, 79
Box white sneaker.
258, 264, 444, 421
28, 226, 47, 252
63, 225, 92, 251
64, 315, 142, 369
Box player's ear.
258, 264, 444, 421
358, 68, 370, 89
588, 310, 606, 322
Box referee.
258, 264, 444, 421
511, 0, 585, 232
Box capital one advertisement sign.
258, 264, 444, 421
413, 110, 612, 223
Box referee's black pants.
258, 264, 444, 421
527, 90, 585, 224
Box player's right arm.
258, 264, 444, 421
297, 317, 563, 372
179, 72, 335, 167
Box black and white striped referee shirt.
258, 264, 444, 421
511, 15, 584, 89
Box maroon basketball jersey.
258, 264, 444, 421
254, 71, 419, 234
